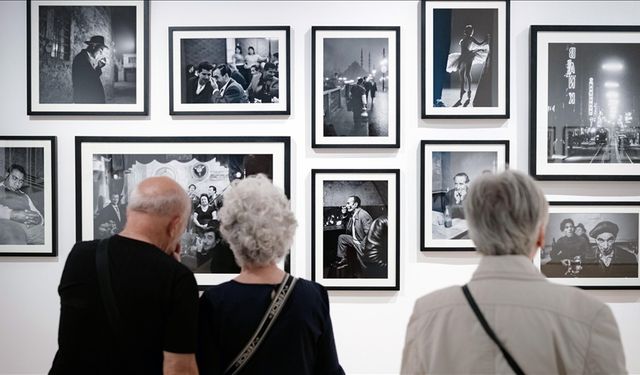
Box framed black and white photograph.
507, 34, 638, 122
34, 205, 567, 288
0, 137, 56, 257
76, 136, 290, 286
311, 27, 400, 148
530, 26, 640, 180
27, 0, 148, 115
420, 140, 508, 251
537, 202, 640, 289
311, 169, 399, 290
169, 26, 290, 115
422, 0, 509, 118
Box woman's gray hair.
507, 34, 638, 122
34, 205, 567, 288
219, 174, 297, 268
127, 177, 191, 221
464, 170, 548, 256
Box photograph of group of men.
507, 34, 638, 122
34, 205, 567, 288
0, 148, 45, 246
91, 153, 274, 274
321, 180, 389, 279
541, 213, 639, 278
181, 38, 280, 104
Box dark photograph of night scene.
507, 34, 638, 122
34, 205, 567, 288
37, 5, 139, 105
546, 43, 640, 164
322, 37, 390, 138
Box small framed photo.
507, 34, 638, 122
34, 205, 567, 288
537, 202, 640, 289
311, 169, 400, 290
0, 136, 57, 256
169, 26, 290, 115
420, 140, 509, 251
311, 27, 400, 148
27, 0, 149, 115
530, 26, 640, 180
421, 0, 510, 118
76, 136, 290, 287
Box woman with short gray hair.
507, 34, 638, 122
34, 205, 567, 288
401, 170, 626, 374
197, 175, 344, 375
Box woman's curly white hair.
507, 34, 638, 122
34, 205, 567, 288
218, 174, 297, 268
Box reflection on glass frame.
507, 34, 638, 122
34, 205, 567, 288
169, 26, 290, 115
0, 136, 57, 257
76, 136, 290, 287
420, 140, 508, 251
311, 26, 400, 148
535, 201, 640, 289
421, 0, 510, 118
27, 0, 149, 115
311, 169, 400, 290
530, 25, 640, 180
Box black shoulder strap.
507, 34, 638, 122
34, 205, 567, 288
95, 238, 126, 344
224, 273, 298, 375
461, 284, 525, 375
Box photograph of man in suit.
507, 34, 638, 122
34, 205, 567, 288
444, 172, 470, 219
0, 164, 44, 245
186, 61, 215, 103
211, 64, 249, 104
335, 195, 372, 268
72, 35, 108, 104
94, 192, 126, 239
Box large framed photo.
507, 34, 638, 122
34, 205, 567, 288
311, 27, 400, 148
169, 26, 290, 115
420, 140, 508, 251
0, 136, 57, 257
530, 26, 640, 180
76, 136, 290, 287
421, 0, 509, 118
27, 0, 149, 115
311, 169, 399, 290
537, 202, 640, 289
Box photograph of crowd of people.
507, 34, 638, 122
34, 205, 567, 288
30, 1, 146, 113
0, 147, 46, 248
89, 152, 274, 274
544, 42, 640, 164
541, 212, 639, 279
170, 27, 289, 115
430, 151, 497, 240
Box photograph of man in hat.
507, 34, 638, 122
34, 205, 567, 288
582, 220, 639, 278
72, 35, 108, 103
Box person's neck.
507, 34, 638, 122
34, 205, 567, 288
235, 263, 285, 284
119, 222, 169, 255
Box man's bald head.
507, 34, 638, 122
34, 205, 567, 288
128, 176, 190, 220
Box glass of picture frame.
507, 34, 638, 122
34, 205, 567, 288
530, 25, 640, 180
27, 0, 149, 115
75, 136, 290, 287
311, 169, 400, 290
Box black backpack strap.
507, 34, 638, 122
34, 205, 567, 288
95, 238, 126, 343
224, 273, 298, 375
461, 284, 525, 375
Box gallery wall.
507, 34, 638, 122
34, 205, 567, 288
0, 1, 639, 374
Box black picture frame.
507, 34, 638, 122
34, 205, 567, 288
27, 0, 149, 116
0, 136, 57, 257
529, 25, 640, 180
538, 201, 640, 289
311, 169, 400, 290
420, 140, 509, 251
75, 136, 290, 287
168, 26, 291, 116
311, 26, 401, 148
421, 0, 510, 119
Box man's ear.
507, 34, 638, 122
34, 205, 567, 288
167, 215, 183, 239
535, 224, 546, 249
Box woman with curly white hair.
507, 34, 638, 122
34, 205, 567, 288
196, 174, 344, 375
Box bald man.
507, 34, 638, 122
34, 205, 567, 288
50, 177, 199, 375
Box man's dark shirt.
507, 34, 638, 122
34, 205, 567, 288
550, 235, 590, 261
582, 246, 639, 278
187, 76, 214, 103
72, 49, 106, 103
49, 235, 198, 374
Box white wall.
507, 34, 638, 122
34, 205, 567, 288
0, 1, 639, 374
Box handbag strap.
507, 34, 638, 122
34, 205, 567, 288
95, 238, 126, 344
224, 273, 298, 375
461, 284, 525, 375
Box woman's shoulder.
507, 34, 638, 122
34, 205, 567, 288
291, 278, 330, 304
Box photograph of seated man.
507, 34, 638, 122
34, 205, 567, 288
0, 164, 44, 245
